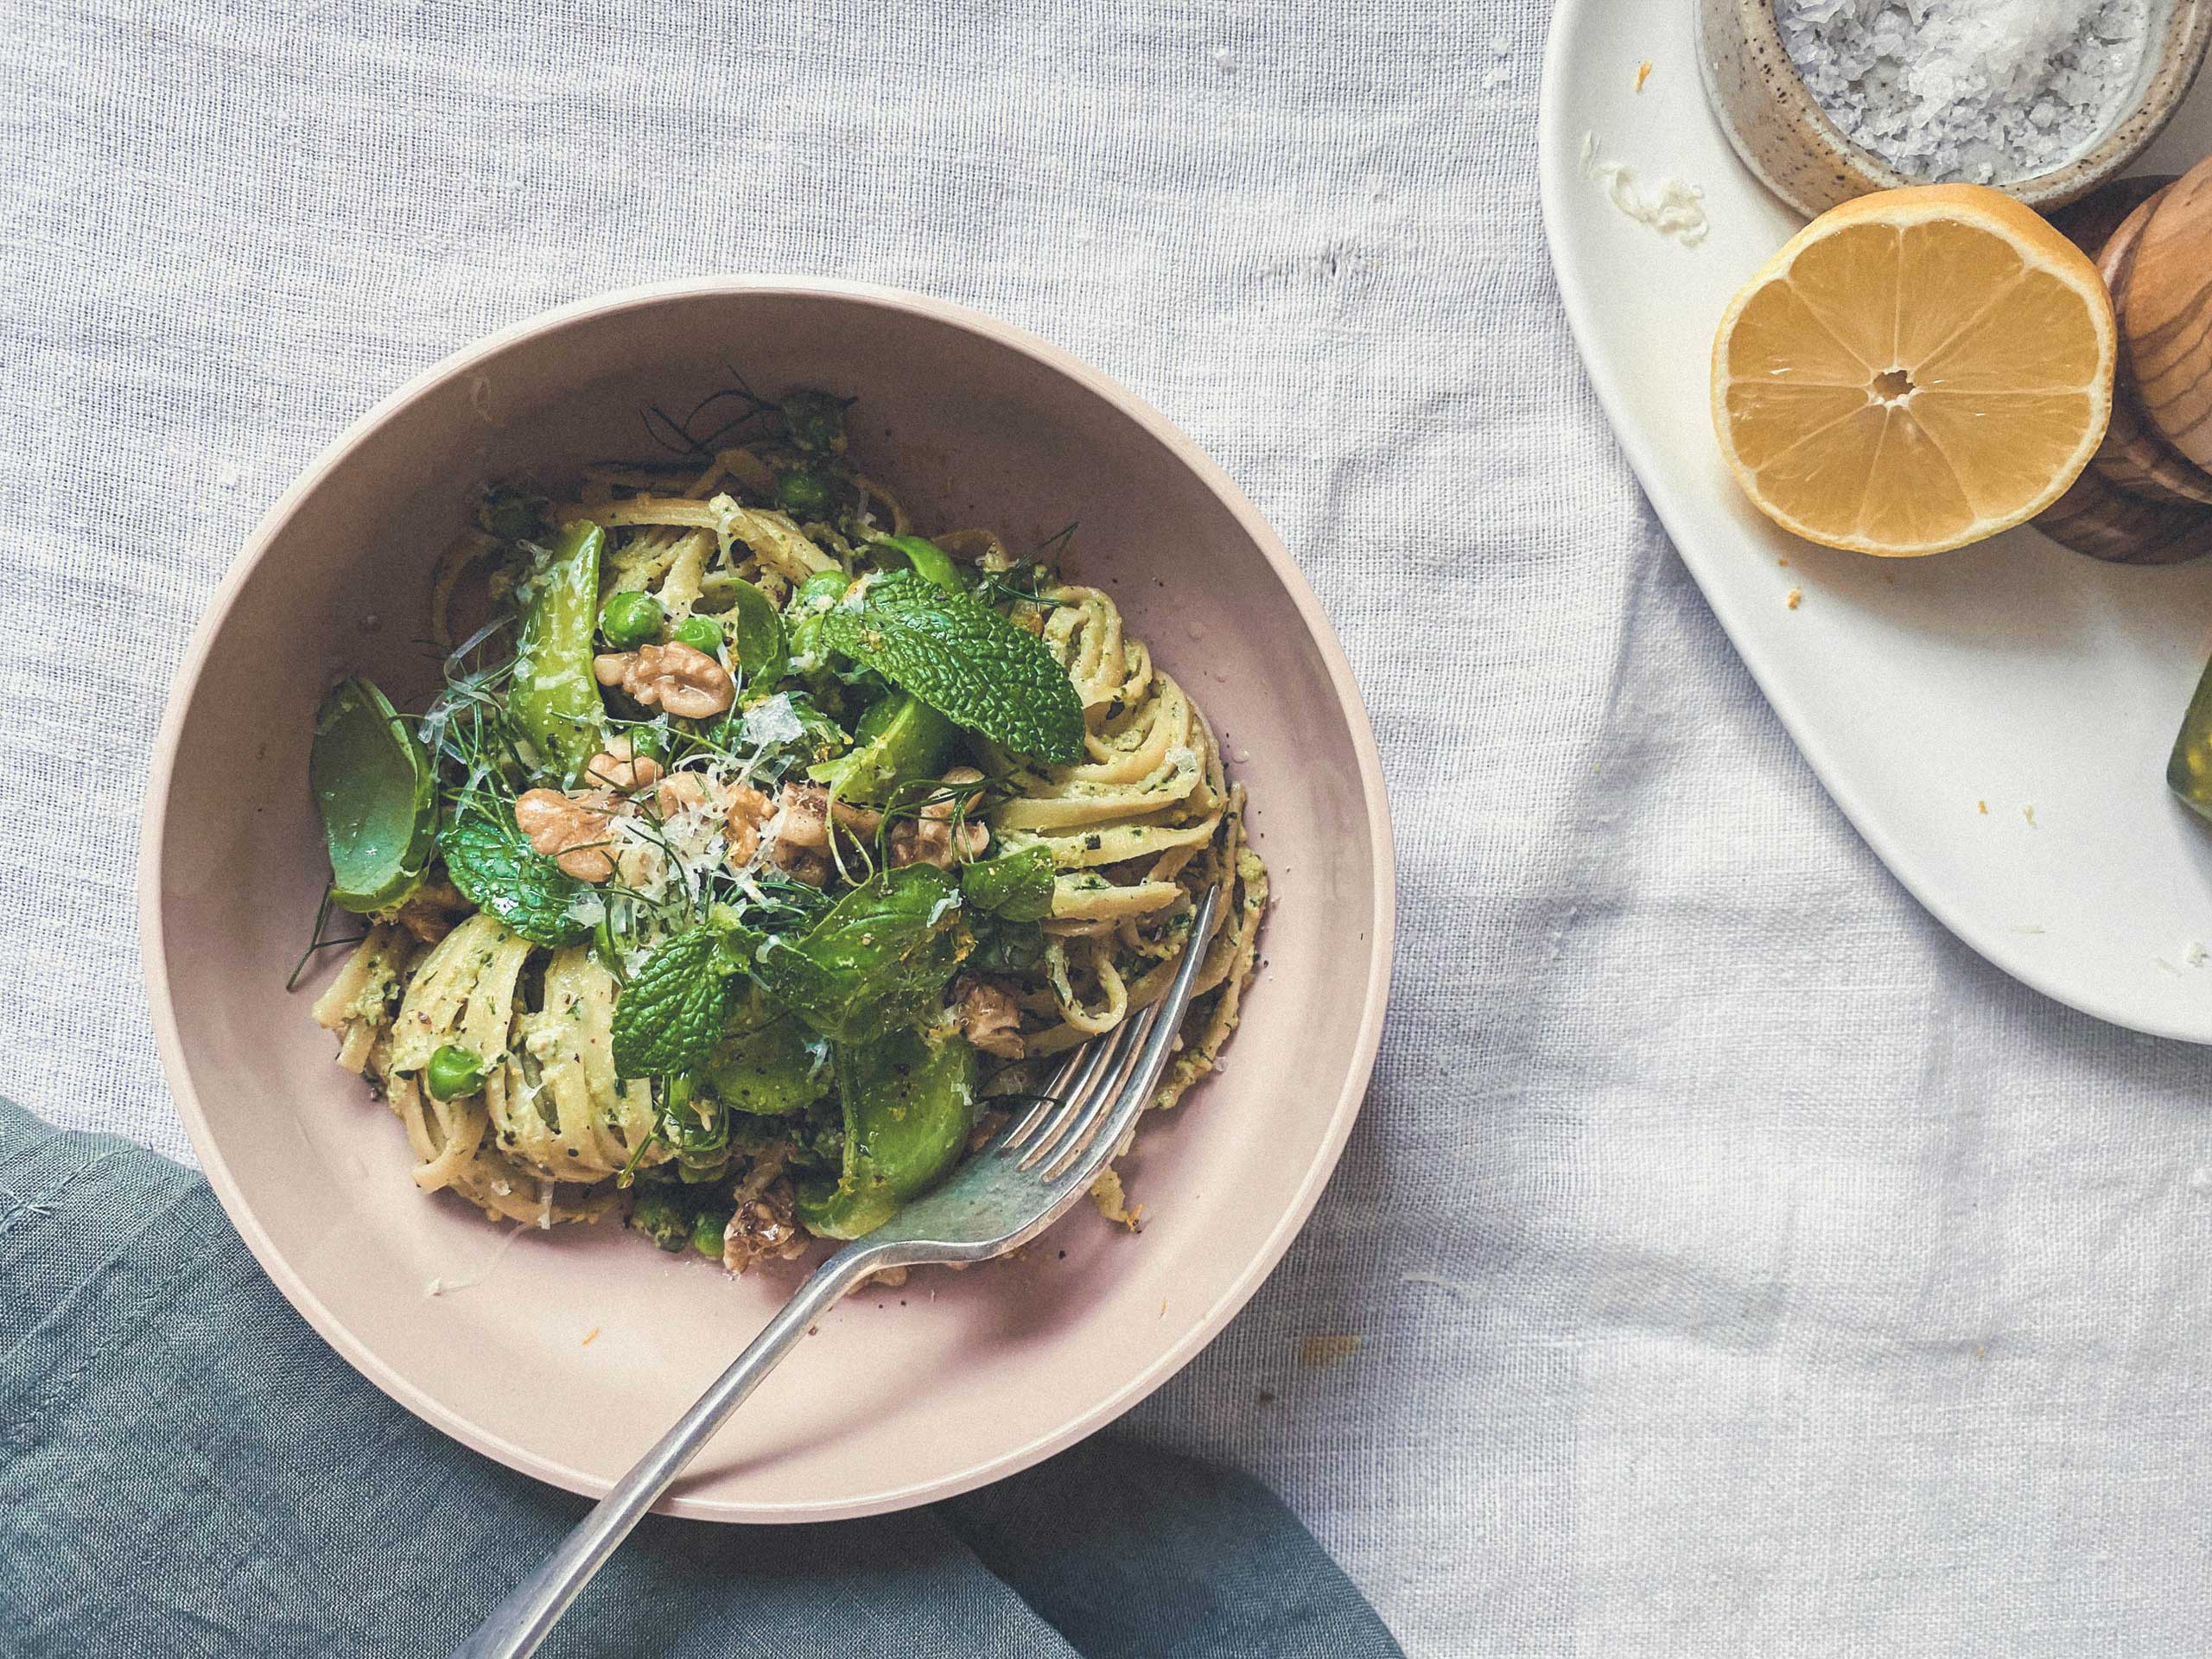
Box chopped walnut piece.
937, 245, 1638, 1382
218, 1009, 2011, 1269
773, 845, 832, 886
584, 735, 664, 791
723, 1156, 809, 1274
765, 783, 879, 883
952, 974, 1025, 1058
773, 782, 881, 851
513, 788, 620, 882
593, 641, 734, 719
890, 766, 990, 868
722, 782, 776, 867
389, 877, 469, 944
652, 771, 709, 818
722, 1180, 805, 1273
655, 772, 776, 868
613, 842, 664, 891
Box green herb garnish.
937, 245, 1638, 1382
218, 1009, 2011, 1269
721, 578, 789, 685
610, 925, 742, 1079
748, 864, 973, 1046
439, 802, 592, 948
957, 844, 1057, 921
311, 677, 438, 913
510, 521, 607, 783
822, 573, 1084, 764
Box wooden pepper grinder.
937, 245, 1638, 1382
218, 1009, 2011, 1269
2037, 159, 2212, 564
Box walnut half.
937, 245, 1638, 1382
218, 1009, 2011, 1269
513, 789, 620, 883
889, 766, 990, 868
593, 641, 734, 720
584, 734, 663, 791
951, 974, 1026, 1058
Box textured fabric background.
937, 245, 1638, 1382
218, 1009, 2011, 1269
7, 3, 2212, 1654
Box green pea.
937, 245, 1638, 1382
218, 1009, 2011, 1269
781, 389, 848, 454
690, 1207, 730, 1259
631, 1185, 691, 1253
600, 589, 664, 650
776, 467, 833, 518
671, 613, 723, 654
425, 1045, 487, 1101
798, 570, 850, 608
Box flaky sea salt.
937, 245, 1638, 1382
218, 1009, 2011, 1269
1777, 0, 2151, 185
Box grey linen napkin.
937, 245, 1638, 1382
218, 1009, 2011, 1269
0, 1096, 1404, 1658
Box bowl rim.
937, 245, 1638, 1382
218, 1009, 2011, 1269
136, 275, 1398, 1522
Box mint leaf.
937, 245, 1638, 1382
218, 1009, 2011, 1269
749, 864, 972, 1045
958, 844, 1057, 921
823, 573, 1084, 764
611, 926, 738, 1079
439, 804, 590, 947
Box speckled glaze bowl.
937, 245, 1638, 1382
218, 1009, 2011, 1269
1699, 0, 2212, 217
140, 278, 1395, 1521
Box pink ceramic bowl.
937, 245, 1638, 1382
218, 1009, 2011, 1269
140, 278, 1393, 1521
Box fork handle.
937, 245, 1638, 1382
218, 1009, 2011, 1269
452, 1242, 883, 1659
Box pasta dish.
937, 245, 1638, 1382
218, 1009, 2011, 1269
303, 384, 1264, 1270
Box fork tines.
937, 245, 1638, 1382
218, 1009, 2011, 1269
994, 886, 1221, 1185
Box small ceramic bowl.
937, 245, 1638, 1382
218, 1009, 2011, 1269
140, 279, 1395, 1521
1699, 0, 2212, 217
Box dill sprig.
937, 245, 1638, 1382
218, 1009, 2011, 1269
972, 526, 1077, 609
639, 376, 779, 459
285, 885, 366, 993
614, 1123, 664, 1189
419, 652, 534, 801
865, 770, 1012, 869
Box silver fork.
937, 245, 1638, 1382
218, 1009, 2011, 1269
454, 887, 1222, 1659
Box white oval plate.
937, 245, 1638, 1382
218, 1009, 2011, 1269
1541, 0, 2212, 1042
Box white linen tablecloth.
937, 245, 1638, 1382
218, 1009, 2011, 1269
10, 3, 2211, 1652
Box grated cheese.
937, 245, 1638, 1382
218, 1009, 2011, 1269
1580, 131, 1709, 246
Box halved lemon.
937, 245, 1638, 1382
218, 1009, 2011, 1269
1712, 184, 2115, 556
